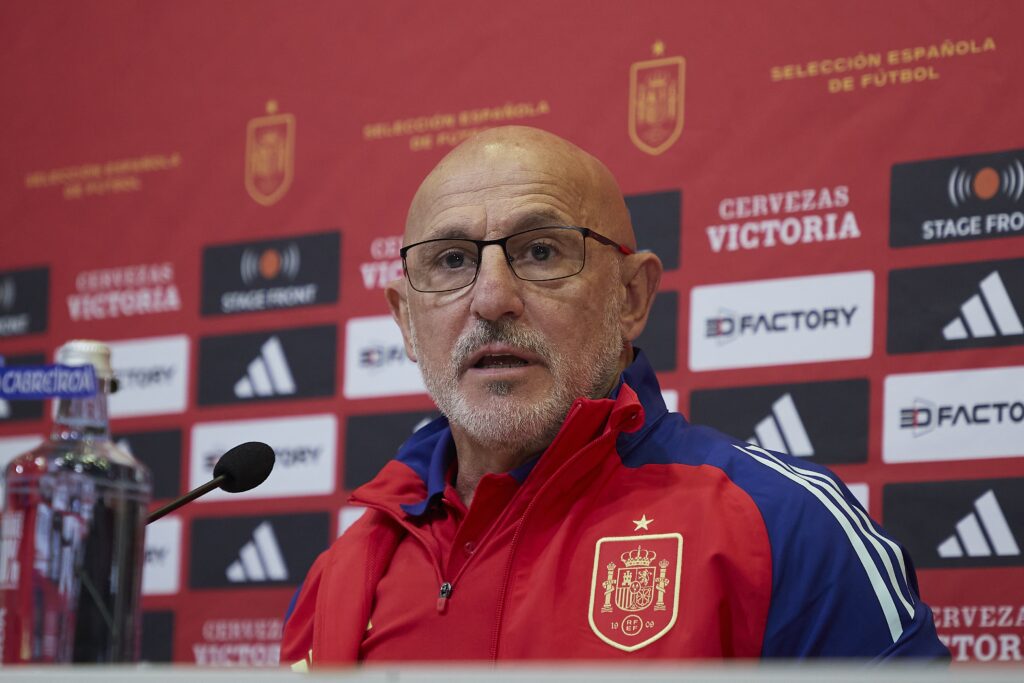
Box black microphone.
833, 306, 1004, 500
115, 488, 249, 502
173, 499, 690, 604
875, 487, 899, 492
146, 442, 275, 524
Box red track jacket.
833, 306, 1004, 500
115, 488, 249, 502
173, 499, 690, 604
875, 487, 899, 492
282, 352, 947, 666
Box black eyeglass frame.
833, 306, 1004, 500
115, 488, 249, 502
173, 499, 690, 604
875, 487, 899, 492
399, 225, 634, 293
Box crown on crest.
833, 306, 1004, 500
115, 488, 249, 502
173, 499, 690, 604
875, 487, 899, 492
620, 546, 657, 567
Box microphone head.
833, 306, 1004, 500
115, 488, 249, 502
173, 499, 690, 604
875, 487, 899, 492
213, 442, 275, 493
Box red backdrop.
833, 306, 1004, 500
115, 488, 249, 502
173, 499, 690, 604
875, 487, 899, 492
1, 0, 1022, 665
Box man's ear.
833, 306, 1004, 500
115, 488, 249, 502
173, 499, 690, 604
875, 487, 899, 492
385, 278, 418, 362
619, 252, 663, 342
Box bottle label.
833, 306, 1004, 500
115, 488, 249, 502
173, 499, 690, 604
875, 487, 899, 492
0, 511, 23, 590
0, 364, 97, 400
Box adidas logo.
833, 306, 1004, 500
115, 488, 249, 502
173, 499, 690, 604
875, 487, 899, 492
937, 490, 1020, 559
233, 336, 296, 398
747, 393, 814, 457
943, 271, 1024, 340
225, 521, 288, 582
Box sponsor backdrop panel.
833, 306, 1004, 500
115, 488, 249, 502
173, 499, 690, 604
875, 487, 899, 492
0, 268, 48, 338
1, 0, 1023, 664
691, 379, 869, 465
635, 290, 679, 372
344, 409, 439, 490
143, 517, 184, 596
888, 258, 1024, 355
343, 315, 426, 399
141, 611, 176, 663
883, 367, 1024, 464
188, 512, 330, 590
190, 414, 337, 500
625, 190, 682, 270
890, 149, 1024, 249
201, 230, 340, 316
0, 353, 46, 423
198, 325, 337, 406
688, 271, 874, 371
113, 428, 183, 500
106, 335, 190, 418
883, 478, 1023, 570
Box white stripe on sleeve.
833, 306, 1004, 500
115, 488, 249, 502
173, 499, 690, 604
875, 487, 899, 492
733, 444, 907, 643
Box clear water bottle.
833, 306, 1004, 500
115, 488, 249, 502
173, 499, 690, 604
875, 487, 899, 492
0, 340, 151, 663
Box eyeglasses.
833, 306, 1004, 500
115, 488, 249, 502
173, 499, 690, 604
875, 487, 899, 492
400, 226, 634, 293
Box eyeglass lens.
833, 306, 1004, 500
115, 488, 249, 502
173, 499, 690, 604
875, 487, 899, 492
404, 227, 586, 292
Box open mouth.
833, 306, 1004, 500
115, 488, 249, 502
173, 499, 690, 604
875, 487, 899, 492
473, 354, 530, 369
464, 344, 541, 373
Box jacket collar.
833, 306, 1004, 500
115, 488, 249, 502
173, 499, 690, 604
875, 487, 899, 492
610, 348, 676, 455
353, 348, 670, 517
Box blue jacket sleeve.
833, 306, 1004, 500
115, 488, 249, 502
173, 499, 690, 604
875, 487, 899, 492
726, 444, 949, 659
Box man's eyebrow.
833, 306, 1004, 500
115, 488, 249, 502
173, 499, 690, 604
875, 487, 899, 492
418, 211, 572, 242
421, 226, 474, 241
507, 210, 573, 232
514, 209, 570, 228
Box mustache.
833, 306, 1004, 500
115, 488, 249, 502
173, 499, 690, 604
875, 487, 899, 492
453, 319, 551, 371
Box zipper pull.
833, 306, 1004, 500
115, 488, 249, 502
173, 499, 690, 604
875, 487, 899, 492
437, 582, 453, 614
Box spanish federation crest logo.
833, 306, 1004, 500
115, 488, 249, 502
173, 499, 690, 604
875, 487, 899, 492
589, 532, 683, 652
245, 100, 295, 206
629, 41, 685, 156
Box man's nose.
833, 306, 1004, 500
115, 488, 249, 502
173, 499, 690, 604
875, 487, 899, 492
469, 244, 525, 321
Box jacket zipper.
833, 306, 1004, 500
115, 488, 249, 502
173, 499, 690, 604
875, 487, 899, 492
489, 401, 601, 658
351, 501, 454, 614
429, 401, 590, 616
353, 397, 613, 627
437, 582, 453, 613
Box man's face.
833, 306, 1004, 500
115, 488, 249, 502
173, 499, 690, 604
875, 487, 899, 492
393, 144, 629, 452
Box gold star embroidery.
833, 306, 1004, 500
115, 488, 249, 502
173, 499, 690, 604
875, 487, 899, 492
633, 514, 653, 531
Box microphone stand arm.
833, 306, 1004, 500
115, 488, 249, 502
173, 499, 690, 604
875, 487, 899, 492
146, 474, 226, 525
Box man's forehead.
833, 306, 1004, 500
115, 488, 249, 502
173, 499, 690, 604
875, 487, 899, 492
405, 126, 633, 246
415, 203, 578, 241
427, 155, 585, 203
408, 169, 586, 240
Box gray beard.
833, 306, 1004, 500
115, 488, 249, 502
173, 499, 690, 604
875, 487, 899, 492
410, 292, 625, 455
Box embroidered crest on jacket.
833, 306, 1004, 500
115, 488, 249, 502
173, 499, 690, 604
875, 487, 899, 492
588, 532, 683, 652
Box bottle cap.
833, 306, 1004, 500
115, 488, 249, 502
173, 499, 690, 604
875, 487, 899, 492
56, 339, 114, 381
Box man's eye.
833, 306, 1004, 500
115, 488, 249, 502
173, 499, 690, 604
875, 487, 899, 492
526, 242, 558, 261
439, 250, 469, 269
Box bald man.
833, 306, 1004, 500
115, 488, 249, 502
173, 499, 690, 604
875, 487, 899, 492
281, 127, 947, 666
